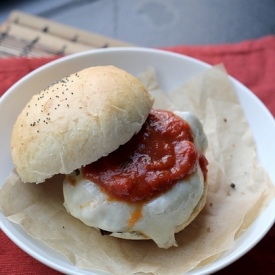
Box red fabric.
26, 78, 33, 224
162, 35, 275, 117
1, 36, 275, 274
0, 56, 61, 98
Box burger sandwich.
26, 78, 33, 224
11, 65, 208, 249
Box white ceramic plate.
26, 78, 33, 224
0, 48, 275, 275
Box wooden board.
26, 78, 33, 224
0, 10, 134, 57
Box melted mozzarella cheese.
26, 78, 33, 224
63, 111, 208, 248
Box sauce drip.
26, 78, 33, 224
128, 203, 143, 227
83, 109, 207, 202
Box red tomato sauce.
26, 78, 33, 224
83, 109, 207, 202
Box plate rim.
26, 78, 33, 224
1, 46, 275, 275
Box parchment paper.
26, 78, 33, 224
1, 65, 275, 275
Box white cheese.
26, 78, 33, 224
63, 111, 207, 248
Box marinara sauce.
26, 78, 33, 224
83, 109, 208, 202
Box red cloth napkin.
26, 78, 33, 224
1, 35, 275, 274
162, 35, 275, 117
0, 56, 60, 98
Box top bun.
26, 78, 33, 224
11, 66, 154, 183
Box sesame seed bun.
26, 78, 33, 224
10, 66, 154, 183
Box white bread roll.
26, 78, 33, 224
11, 66, 154, 183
